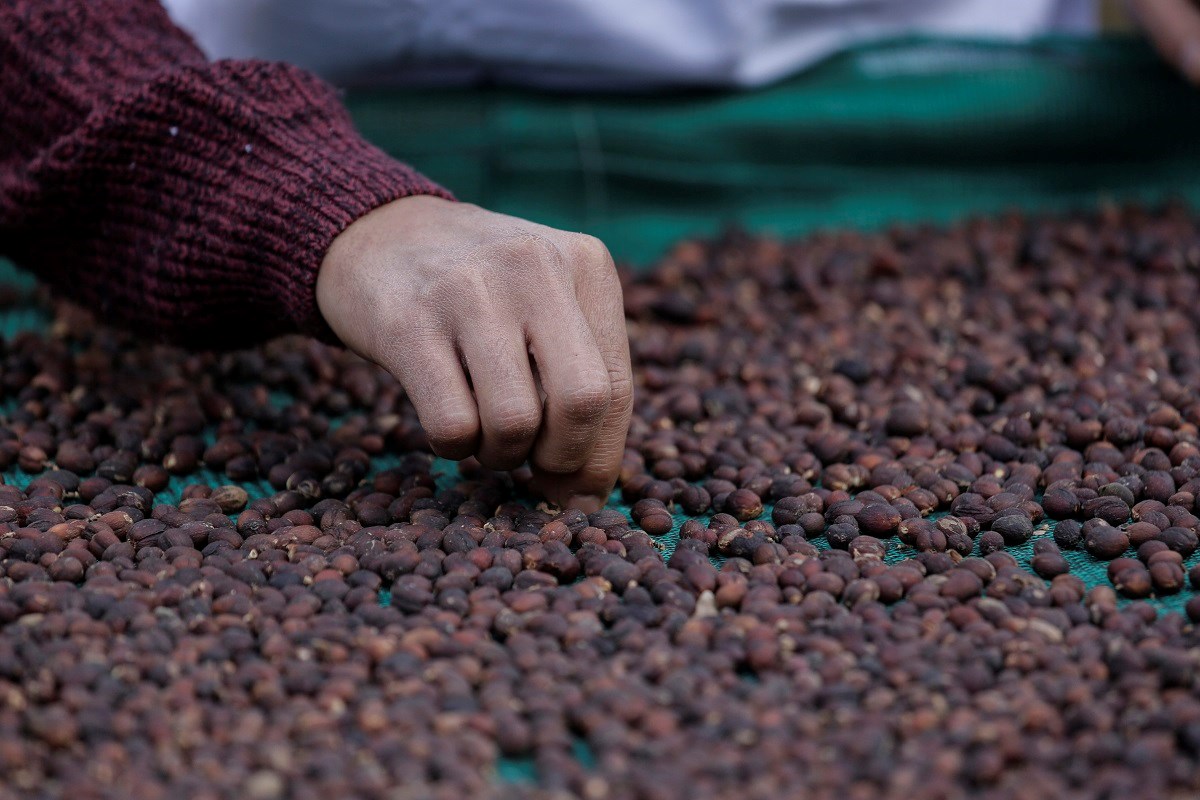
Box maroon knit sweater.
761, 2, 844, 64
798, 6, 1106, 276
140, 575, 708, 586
0, 0, 450, 348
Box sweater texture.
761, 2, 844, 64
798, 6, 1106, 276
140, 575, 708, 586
0, 0, 450, 347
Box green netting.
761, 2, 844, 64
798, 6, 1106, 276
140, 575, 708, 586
346, 34, 1200, 267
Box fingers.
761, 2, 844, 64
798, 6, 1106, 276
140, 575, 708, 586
535, 238, 634, 510
377, 336, 480, 460
527, 302, 612, 475
1129, 0, 1200, 83
332, 211, 631, 509
458, 325, 544, 471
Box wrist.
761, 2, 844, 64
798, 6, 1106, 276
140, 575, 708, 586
317, 196, 460, 345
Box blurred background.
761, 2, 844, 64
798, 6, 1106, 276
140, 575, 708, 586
322, 2, 1200, 266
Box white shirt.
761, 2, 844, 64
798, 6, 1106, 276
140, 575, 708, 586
163, 0, 1096, 90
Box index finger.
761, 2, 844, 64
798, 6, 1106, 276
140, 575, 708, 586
533, 238, 633, 512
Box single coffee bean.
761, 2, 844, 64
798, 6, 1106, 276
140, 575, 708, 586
1083, 521, 1129, 560
1053, 519, 1084, 550
856, 503, 902, 536
1112, 565, 1153, 599
991, 514, 1033, 545
977, 530, 1005, 556
1149, 561, 1185, 594
210, 485, 251, 514
1031, 552, 1070, 579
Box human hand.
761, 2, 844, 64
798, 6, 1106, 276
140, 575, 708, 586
1128, 0, 1200, 83
316, 196, 633, 513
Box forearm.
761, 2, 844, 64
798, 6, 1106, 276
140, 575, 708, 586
0, 0, 449, 347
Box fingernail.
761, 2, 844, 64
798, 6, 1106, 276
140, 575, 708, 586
567, 494, 605, 514
1182, 41, 1200, 83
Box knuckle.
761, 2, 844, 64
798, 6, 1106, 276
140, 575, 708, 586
487, 232, 565, 273
566, 234, 613, 270
475, 233, 574, 298
415, 268, 487, 315
425, 413, 478, 451
489, 404, 542, 444
557, 380, 612, 424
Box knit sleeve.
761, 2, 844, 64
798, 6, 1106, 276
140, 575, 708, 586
0, 0, 452, 348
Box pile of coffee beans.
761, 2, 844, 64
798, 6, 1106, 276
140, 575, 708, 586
619, 203, 1200, 604
1, 203, 1200, 798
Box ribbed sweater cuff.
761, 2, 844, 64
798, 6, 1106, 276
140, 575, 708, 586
151, 62, 456, 344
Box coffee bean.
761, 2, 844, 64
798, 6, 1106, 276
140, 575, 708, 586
1041, 488, 1080, 519
992, 514, 1033, 546
1150, 561, 1186, 594
1159, 527, 1199, 558
1083, 522, 1129, 560
1083, 495, 1130, 526
210, 485, 250, 514
1188, 596, 1200, 623
885, 402, 929, 437
856, 503, 901, 536
1053, 519, 1084, 550
132, 464, 170, 493
977, 530, 1005, 556
0, 205, 1198, 799
849, 535, 886, 561
1113, 566, 1153, 599
1031, 552, 1070, 579
940, 569, 983, 600
723, 489, 763, 522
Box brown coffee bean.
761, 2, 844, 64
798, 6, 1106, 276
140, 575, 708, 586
940, 569, 983, 600
1041, 488, 1079, 519
210, 485, 250, 514
804, 571, 845, 598
885, 402, 929, 437
1112, 566, 1153, 599
849, 535, 886, 562
1083, 495, 1130, 526
18, 445, 46, 473
1031, 552, 1070, 579
1149, 561, 1185, 594
638, 507, 674, 536
132, 464, 170, 493
54, 442, 95, 474
1083, 522, 1128, 560
1158, 526, 1199, 558
718, 489, 760, 522
991, 514, 1033, 546
1126, 521, 1162, 548
977, 530, 1004, 556
47, 555, 84, 582
1187, 596, 1200, 623
856, 503, 901, 536
842, 578, 880, 607
1051, 518, 1083, 550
